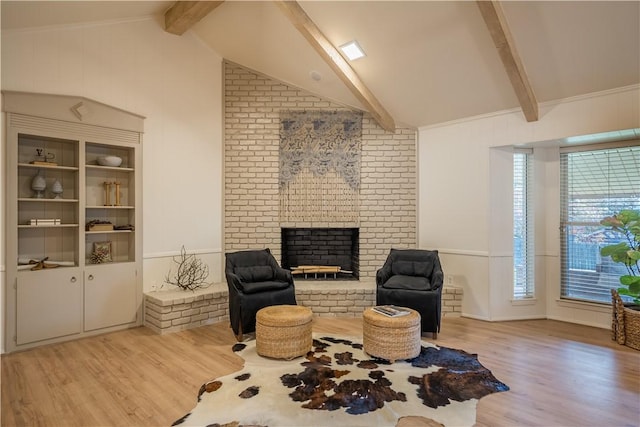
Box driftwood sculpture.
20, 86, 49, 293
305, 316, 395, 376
164, 246, 210, 291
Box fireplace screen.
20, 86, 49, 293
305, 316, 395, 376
281, 228, 359, 280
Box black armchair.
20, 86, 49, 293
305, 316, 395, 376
376, 248, 444, 338
225, 248, 297, 341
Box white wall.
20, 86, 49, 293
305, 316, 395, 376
418, 85, 639, 328
0, 94, 5, 353
1, 16, 225, 351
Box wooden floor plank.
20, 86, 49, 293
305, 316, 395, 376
2, 316, 639, 426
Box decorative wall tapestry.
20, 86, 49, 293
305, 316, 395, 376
279, 111, 362, 223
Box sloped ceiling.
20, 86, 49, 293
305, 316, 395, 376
2, 1, 639, 129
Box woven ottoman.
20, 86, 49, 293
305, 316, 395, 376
363, 307, 421, 363
256, 305, 313, 359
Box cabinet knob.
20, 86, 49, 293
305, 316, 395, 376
88, 274, 94, 281
70, 276, 77, 283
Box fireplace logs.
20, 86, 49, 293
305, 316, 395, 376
291, 265, 353, 279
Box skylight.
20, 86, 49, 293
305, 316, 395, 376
339, 40, 365, 61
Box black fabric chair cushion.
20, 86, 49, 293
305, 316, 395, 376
235, 265, 274, 282
391, 260, 433, 277
238, 280, 291, 295
390, 253, 436, 277
382, 274, 432, 291
232, 251, 273, 267
391, 260, 414, 276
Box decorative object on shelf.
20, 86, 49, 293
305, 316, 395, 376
114, 182, 121, 206
30, 218, 61, 226
97, 155, 122, 167
86, 220, 114, 232
31, 149, 57, 166
114, 224, 134, 231
31, 170, 47, 198
27, 257, 60, 271
164, 245, 210, 291
90, 241, 112, 264
102, 181, 122, 206
51, 179, 63, 199
17, 258, 73, 271
34, 148, 45, 163
103, 181, 113, 206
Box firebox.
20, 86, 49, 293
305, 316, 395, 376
281, 228, 359, 280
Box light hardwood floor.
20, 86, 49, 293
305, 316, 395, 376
2, 316, 639, 427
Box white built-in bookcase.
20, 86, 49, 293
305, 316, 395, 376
3, 91, 144, 352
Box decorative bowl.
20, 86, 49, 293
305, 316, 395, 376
97, 155, 122, 167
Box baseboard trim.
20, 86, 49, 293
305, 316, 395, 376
144, 248, 222, 259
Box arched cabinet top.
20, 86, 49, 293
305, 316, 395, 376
2, 91, 145, 133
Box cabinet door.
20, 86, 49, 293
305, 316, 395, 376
84, 263, 137, 331
16, 268, 83, 345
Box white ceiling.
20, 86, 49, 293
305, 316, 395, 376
2, 1, 639, 129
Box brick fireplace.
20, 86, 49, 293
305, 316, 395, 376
281, 228, 360, 280
143, 63, 464, 335
224, 62, 417, 279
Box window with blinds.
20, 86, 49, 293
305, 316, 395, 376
514, 150, 534, 299
560, 143, 640, 303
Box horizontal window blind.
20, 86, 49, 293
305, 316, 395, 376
514, 151, 534, 299
560, 143, 640, 303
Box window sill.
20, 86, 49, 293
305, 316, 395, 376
511, 298, 537, 306
555, 298, 611, 313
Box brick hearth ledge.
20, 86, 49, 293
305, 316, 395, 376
144, 281, 462, 335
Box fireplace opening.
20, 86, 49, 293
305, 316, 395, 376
281, 228, 359, 280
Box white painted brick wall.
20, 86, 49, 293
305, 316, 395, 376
224, 62, 417, 277
144, 287, 229, 334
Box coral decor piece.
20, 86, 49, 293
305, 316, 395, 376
164, 246, 210, 291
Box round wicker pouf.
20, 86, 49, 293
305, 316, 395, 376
363, 307, 421, 363
256, 305, 313, 360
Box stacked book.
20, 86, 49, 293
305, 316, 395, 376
372, 305, 410, 317
30, 161, 58, 166
30, 218, 61, 226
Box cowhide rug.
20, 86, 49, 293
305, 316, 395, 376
173, 334, 509, 427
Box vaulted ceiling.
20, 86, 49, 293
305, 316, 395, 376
2, 1, 639, 129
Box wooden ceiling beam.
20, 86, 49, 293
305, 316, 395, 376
476, 0, 539, 122
275, 1, 396, 132
164, 1, 224, 35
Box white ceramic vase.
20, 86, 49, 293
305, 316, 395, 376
31, 170, 46, 198
51, 179, 63, 199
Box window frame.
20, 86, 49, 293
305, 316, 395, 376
513, 149, 534, 300
559, 141, 640, 304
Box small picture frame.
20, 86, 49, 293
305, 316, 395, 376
91, 241, 112, 264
